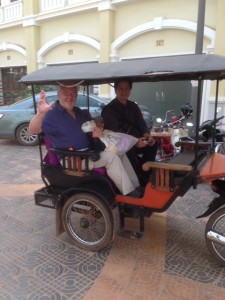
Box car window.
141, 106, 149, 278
76, 94, 88, 107
29, 99, 37, 110
89, 98, 101, 107
29, 94, 58, 109
77, 94, 101, 108
46, 95, 58, 104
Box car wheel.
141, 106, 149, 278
16, 123, 39, 146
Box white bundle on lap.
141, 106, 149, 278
81, 120, 138, 155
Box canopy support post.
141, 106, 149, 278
212, 79, 220, 148
193, 78, 203, 189
31, 84, 44, 174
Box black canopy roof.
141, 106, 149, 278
19, 54, 225, 86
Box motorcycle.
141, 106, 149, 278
153, 110, 176, 161
198, 115, 225, 143
199, 114, 225, 155
153, 104, 193, 161
196, 178, 225, 266
186, 111, 225, 155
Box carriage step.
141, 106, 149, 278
34, 187, 62, 208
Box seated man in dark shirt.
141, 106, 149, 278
29, 85, 141, 197
101, 79, 158, 184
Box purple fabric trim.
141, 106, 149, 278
43, 136, 107, 176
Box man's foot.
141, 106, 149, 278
138, 175, 148, 187
136, 186, 145, 195
125, 187, 144, 198
138, 170, 152, 187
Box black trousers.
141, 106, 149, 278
126, 142, 158, 184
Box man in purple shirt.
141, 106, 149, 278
29, 85, 141, 197
42, 100, 92, 150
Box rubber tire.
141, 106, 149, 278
215, 143, 225, 155
205, 207, 225, 267
62, 193, 114, 251
16, 123, 38, 146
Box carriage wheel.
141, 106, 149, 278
62, 193, 114, 251
205, 207, 225, 267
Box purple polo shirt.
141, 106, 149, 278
42, 101, 92, 149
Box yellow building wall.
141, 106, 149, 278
118, 29, 211, 58
44, 42, 98, 64
0, 51, 25, 67
0, 0, 224, 113
0, 27, 26, 67
210, 0, 225, 97
113, 0, 200, 37
39, 12, 100, 45
0, 0, 220, 69
0, 27, 26, 46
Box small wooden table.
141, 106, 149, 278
150, 131, 172, 138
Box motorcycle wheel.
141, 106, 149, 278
205, 207, 225, 267
215, 143, 225, 155
62, 193, 114, 251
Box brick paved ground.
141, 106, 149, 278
0, 139, 225, 300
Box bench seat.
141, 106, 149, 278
142, 141, 210, 192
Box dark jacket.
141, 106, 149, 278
101, 98, 148, 138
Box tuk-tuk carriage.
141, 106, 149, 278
19, 54, 225, 266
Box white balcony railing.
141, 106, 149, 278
0, 0, 23, 23
41, 0, 99, 12
41, 0, 66, 11
68, 0, 89, 4
0, 9, 3, 23
0, 0, 103, 24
